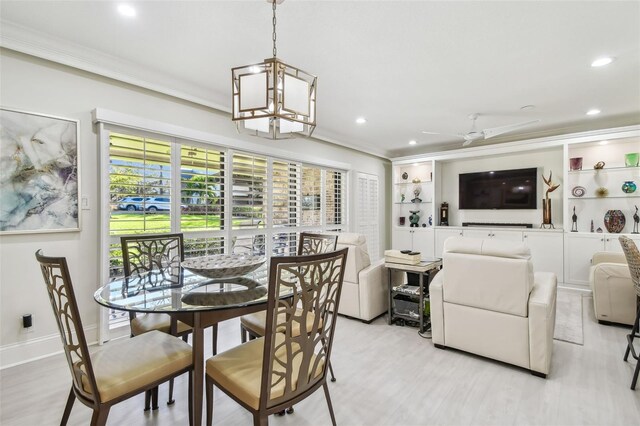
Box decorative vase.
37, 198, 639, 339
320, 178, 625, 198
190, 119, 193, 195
399, 216, 406, 226
541, 198, 554, 228
401, 172, 409, 180
569, 157, 583, 171
625, 152, 639, 167
604, 210, 626, 233
409, 210, 420, 228
622, 181, 637, 194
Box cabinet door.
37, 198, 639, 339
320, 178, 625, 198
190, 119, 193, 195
463, 229, 493, 239
565, 234, 605, 285
605, 234, 640, 252
524, 232, 563, 280
435, 228, 464, 258
492, 230, 524, 242
413, 229, 435, 259
393, 229, 414, 251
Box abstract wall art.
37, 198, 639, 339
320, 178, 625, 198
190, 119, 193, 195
0, 108, 80, 234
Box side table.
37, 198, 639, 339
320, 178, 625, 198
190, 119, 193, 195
385, 258, 442, 335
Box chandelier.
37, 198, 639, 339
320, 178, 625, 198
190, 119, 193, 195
232, 0, 317, 139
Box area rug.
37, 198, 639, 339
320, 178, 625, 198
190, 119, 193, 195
553, 290, 584, 345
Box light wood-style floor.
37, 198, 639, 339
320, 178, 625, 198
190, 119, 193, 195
1, 291, 639, 425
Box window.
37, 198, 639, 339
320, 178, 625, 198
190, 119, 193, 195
104, 130, 348, 292
232, 153, 267, 230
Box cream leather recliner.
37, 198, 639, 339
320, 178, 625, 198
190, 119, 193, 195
430, 237, 557, 378
590, 252, 636, 326
336, 233, 390, 322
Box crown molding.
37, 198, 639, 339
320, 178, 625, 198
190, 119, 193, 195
0, 20, 390, 160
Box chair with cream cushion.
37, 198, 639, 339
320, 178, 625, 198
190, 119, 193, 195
35, 250, 193, 426
121, 233, 195, 409
205, 248, 348, 426
590, 251, 636, 326
335, 233, 392, 322
239, 232, 338, 387
430, 237, 557, 378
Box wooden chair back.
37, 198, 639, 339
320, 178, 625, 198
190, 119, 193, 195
298, 232, 338, 256
260, 248, 348, 410
35, 250, 100, 405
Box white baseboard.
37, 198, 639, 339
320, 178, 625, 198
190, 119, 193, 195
0, 325, 98, 370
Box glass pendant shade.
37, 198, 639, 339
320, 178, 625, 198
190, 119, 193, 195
232, 57, 317, 139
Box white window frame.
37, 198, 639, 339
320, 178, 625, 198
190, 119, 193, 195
95, 110, 351, 342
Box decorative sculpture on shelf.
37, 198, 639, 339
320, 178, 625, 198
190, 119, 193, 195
541, 171, 560, 229
633, 205, 639, 234
409, 210, 420, 228
571, 206, 578, 232
590, 219, 594, 233
411, 188, 422, 203
400, 193, 406, 203
594, 161, 605, 170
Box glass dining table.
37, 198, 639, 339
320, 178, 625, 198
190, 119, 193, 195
94, 264, 292, 426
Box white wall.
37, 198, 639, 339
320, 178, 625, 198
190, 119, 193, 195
0, 49, 390, 367
438, 147, 564, 227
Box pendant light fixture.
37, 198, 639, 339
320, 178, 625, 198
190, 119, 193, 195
232, 0, 317, 139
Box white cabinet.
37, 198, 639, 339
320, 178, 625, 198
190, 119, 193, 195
464, 229, 523, 242
523, 231, 563, 280
434, 228, 464, 258
391, 228, 435, 259
564, 233, 640, 285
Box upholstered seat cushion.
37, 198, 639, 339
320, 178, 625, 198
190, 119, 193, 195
79, 330, 192, 402
240, 309, 320, 337
206, 334, 323, 410
130, 313, 191, 336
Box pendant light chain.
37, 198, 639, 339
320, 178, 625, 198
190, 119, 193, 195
272, 0, 277, 58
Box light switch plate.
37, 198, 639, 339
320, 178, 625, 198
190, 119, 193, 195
81, 196, 90, 210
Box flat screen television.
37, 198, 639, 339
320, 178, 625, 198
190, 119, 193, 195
459, 167, 537, 210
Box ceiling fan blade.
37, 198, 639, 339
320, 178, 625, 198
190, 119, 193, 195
482, 120, 540, 140
421, 131, 465, 139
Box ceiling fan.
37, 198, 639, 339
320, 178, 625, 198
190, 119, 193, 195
422, 113, 540, 147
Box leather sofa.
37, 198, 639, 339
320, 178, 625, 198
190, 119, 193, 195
590, 252, 636, 326
430, 237, 557, 377
336, 233, 397, 322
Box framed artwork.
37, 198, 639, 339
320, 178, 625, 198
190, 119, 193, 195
0, 108, 80, 234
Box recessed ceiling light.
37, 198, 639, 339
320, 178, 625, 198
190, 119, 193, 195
599, 140, 609, 145
413, 163, 419, 167
355, 117, 367, 124
117, 4, 136, 18
409, 140, 417, 145
591, 57, 614, 67
586, 109, 601, 116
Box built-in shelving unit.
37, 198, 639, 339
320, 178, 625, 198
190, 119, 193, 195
391, 125, 640, 288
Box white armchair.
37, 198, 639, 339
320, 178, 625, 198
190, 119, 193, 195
430, 237, 557, 377
590, 252, 636, 326
336, 233, 393, 322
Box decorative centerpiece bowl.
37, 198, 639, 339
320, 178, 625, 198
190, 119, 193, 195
181, 254, 266, 279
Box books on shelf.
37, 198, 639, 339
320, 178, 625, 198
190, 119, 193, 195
384, 249, 421, 265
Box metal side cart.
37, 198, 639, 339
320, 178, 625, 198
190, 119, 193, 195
386, 258, 442, 336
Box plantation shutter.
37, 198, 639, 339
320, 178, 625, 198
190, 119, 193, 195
325, 169, 346, 228
232, 153, 267, 230
356, 173, 380, 261
301, 166, 322, 227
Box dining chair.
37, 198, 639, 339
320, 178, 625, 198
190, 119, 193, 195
205, 248, 348, 426
618, 236, 640, 390
239, 232, 339, 385
121, 233, 195, 409
240, 233, 338, 341
35, 250, 193, 426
